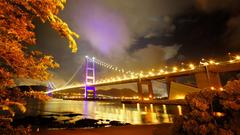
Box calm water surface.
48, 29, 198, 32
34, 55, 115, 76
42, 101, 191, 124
29, 99, 183, 125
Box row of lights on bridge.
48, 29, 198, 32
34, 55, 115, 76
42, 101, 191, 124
86, 55, 137, 76
84, 54, 240, 85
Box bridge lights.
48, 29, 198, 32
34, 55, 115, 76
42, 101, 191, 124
188, 64, 195, 70
139, 72, 143, 77
229, 60, 234, 63
117, 76, 121, 81
148, 71, 154, 76
181, 68, 186, 72
112, 78, 116, 82
131, 74, 134, 79
172, 67, 178, 72
159, 69, 164, 74
236, 55, 240, 60
209, 60, 215, 65
209, 59, 219, 65
210, 86, 215, 90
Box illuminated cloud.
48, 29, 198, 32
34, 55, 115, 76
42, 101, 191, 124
67, 0, 191, 58
71, 0, 130, 57
123, 44, 181, 70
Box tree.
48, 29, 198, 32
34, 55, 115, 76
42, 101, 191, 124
0, 0, 79, 87
172, 79, 240, 135
0, 0, 79, 134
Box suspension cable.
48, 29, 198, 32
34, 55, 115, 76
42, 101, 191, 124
60, 62, 84, 88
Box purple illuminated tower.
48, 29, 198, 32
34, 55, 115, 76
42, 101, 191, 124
84, 56, 96, 99
47, 82, 56, 97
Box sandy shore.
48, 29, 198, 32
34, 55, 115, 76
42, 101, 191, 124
38, 124, 172, 135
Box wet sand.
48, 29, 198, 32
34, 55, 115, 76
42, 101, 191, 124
38, 124, 172, 135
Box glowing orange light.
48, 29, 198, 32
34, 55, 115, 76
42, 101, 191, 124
174, 95, 185, 99
209, 60, 215, 64
210, 86, 215, 90
172, 67, 178, 72
189, 64, 195, 70
213, 112, 225, 117
236, 55, 240, 60
177, 105, 182, 116
181, 68, 185, 71
143, 98, 150, 101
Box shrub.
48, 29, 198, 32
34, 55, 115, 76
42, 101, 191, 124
172, 80, 240, 135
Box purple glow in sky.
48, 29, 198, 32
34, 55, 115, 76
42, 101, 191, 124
74, 0, 130, 57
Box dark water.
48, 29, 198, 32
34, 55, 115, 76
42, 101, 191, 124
27, 99, 183, 125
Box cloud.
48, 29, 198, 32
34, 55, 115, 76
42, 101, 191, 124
65, 0, 191, 58
196, 0, 240, 13
224, 16, 240, 49
144, 32, 158, 39
196, 0, 240, 50
69, 0, 131, 58
103, 0, 194, 36
111, 44, 181, 71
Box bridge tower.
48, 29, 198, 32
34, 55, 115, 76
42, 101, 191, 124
47, 82, 56, 96
84, 56, 96, 99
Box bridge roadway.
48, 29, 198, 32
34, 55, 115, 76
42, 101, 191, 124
63, 62, 240, 90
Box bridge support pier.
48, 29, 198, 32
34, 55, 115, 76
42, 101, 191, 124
85, 86, 96, 99
195, 71, 222, 89
137, 82, 143, 100
165, 77, 176, 99
137, 80, 154, 100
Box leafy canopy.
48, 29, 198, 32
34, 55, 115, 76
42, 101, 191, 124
0, 0, 79, 88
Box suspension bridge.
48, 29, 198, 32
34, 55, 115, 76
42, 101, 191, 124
46, 55, 240, 100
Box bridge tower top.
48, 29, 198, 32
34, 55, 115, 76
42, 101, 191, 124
85, 56, 96, 85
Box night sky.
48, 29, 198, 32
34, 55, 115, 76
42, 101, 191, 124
28, 0, 240, 86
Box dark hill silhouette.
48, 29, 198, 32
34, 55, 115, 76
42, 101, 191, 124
97, 88, 138, 97
57, 88, 138, 97
9, 85, 48, 92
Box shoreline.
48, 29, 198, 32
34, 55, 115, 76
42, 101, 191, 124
37, 124, 172, 135
53, 98, 187, 105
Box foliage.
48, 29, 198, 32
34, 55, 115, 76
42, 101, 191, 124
172, 80, 240, 135
0, 0, 79, 134
0, 0, 79, 88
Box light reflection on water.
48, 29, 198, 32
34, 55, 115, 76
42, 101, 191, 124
41, 99, 183, 125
